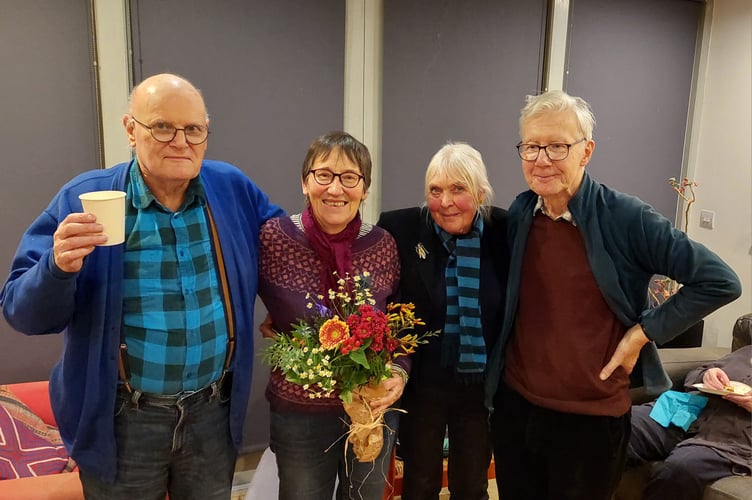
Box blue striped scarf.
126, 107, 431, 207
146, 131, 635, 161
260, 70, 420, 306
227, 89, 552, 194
435, 217, 486, 375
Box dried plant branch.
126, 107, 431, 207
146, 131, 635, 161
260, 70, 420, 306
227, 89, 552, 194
668, 177, 698, 233
649, 178, 698, 308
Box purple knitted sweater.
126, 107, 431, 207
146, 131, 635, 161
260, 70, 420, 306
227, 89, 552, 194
259, 214, 400, 413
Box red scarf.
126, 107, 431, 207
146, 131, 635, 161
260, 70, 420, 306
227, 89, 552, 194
301, 205, 362, 300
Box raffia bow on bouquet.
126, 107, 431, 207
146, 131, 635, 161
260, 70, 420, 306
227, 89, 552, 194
264, 272, 435, 461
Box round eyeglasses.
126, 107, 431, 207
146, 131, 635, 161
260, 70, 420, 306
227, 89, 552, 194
130, 116, 210, 145
309, 169, 364, 188
516, 138, 586, 161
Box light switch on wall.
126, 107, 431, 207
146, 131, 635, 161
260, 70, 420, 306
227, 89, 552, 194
699, 209, 715, 229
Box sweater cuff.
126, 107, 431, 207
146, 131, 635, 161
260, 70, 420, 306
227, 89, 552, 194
392, 356, 412, 375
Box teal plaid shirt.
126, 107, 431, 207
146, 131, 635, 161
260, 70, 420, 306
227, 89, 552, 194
122, 163, 228, 394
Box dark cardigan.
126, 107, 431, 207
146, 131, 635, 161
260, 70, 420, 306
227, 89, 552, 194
377, 206, 510, 386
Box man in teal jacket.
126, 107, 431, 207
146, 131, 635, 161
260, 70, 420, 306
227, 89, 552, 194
485, 89, 740, 500
0, 74, 283, 499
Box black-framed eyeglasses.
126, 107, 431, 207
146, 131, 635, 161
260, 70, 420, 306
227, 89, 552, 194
130, 116, 210, 145
516, 138, 586, 161
308, 169, 364, 188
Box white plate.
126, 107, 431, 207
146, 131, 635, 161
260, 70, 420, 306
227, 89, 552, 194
692, 381, 751, 396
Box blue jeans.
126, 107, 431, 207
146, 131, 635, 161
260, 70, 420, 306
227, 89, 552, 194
270, 408, 398, 500
79, 386, 237, 500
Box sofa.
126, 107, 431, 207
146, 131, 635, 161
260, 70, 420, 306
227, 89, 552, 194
0, 380, 84, 500
615, 313, 752, 500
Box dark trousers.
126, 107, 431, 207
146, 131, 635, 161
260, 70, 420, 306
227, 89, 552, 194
399, 382, 491, 500
627, 404, 734, 500
491, 383, 630, 500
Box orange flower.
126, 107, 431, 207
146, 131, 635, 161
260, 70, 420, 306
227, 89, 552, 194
319, 318, 350, 349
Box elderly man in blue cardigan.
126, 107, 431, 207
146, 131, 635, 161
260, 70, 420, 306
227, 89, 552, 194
1, 73, 283, 499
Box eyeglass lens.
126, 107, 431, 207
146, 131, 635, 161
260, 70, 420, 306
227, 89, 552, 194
311, 170, 362, 188
518, 144, 570, 161
132, 117, 209, 145
517, 138, 585, 161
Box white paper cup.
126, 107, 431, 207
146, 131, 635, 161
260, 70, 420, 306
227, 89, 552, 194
79, 190, 126, 246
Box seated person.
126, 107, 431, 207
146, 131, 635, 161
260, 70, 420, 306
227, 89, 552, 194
627, 345, 752, 500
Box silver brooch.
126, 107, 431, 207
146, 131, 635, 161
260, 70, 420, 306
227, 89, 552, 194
415, 243, 428, 260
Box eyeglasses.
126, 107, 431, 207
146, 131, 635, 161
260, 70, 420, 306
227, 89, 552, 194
309, 169, 364, 188
516, 138, 586, 161
130, 116, 210, 145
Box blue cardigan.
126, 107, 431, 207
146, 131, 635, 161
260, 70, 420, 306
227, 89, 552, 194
0, 160, 284, 481
485, 172, 741, 409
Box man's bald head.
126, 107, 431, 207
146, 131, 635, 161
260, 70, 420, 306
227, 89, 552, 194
128, 73, 208, 120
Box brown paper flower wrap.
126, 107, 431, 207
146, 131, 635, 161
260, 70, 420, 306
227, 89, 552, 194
342, 383, 387, 462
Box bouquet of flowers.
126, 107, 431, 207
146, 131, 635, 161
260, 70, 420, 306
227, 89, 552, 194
264, 272, 434, 461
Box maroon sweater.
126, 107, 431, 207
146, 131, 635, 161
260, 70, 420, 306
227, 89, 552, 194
259, 215, 400, 413
504, 213, 631, 416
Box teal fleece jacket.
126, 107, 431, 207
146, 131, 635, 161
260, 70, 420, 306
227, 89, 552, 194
485, 172, 741, 410
0, 160, 284, 482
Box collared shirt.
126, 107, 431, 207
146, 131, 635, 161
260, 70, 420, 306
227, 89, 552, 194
533, 195, 576, 225
122, 162, 227, 394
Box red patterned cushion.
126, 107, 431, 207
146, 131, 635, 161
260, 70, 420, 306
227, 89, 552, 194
0, 386, 70, 479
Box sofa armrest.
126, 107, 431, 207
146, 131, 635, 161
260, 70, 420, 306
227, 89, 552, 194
5, 381, 55, 427
0, 471, 83, 500
732, 313, 752, 352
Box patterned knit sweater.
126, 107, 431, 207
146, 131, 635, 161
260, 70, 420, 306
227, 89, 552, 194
259, 214, 400, 414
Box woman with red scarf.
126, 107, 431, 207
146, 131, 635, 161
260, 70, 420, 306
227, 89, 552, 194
258, 131, 403, 499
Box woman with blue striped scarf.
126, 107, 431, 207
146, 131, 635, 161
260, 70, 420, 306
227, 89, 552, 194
378, 142, 510, 499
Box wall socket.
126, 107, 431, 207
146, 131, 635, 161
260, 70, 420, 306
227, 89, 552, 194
699, 209, 715, 229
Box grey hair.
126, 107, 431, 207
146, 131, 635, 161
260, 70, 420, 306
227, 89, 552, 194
424, 142, 494, 219
519, 90, 595, 140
